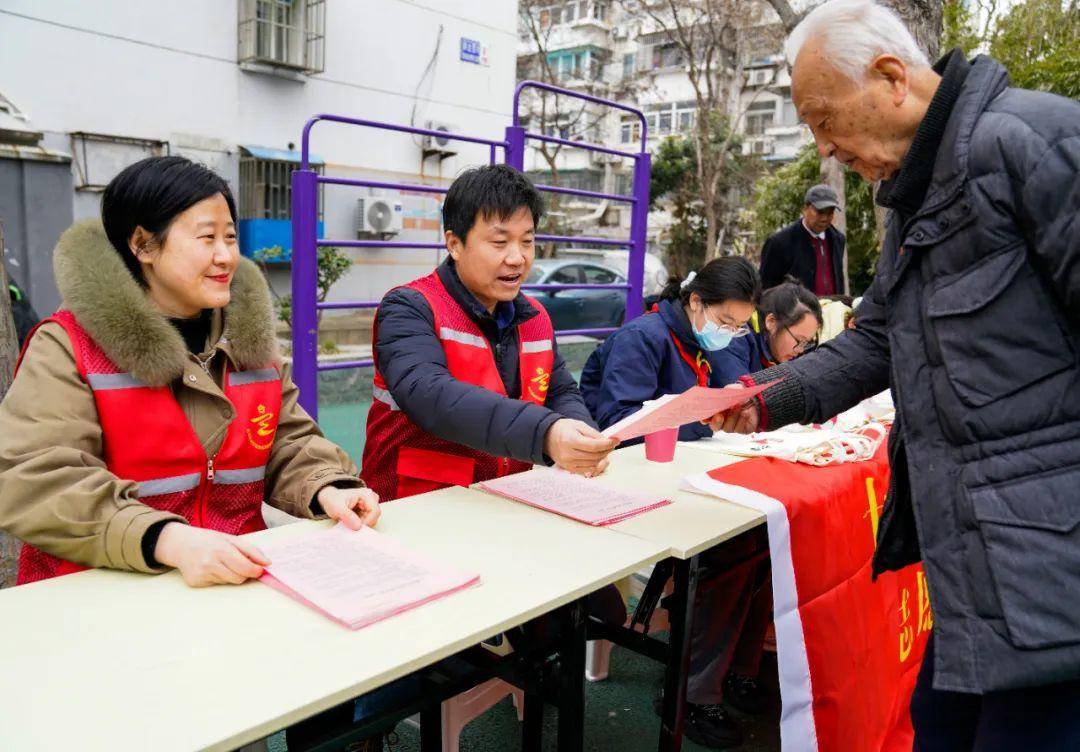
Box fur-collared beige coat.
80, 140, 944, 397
0, 220, 361, 574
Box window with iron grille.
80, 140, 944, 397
238, 0, 325, 74
238, 157, 323, 221
745, 100, 776, 136
70, 132, 169, 191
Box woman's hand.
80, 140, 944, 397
154, 522, 270, 587
317, 486, 381, 530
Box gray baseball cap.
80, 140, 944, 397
805, 184, 842, 211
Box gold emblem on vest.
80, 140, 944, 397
526, 367, 550, 402
246, 404, 276, 450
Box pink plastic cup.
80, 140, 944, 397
644, 427, 679, 463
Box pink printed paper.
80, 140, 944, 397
258, 524, 480, 630
478, 467, 670, 526
601, 382, 777, 442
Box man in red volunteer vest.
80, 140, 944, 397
362, 165, 619, 502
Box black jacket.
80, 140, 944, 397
7, 280, 39, 348
746, 54, 1080, 693
374, 260, 594, 466
759, 219, 846, 293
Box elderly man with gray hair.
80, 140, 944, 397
716, 0, 1080, 747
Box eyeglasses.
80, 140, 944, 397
699, 308, 751, 337
784, 325, 818, 353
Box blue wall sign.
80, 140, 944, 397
460, 37, 482, 64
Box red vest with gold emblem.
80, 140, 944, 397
361, 272, 555, 501
16, 310, 282, 585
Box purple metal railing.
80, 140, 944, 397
290, 82, 651, 417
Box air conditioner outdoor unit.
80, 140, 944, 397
591, 150, 623, 166
423, 120, 458, 157
612, 25, 628, 39
356, 194, 404, 237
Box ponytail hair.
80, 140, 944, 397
758, 276, 823, 329
660, 256, 762, 308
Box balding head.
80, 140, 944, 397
786, 0, 941, 182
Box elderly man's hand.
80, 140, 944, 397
544, 419, 619, 478
702, 383, 761, 434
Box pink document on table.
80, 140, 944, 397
257, 524, 480, 630
478, 467, 671, 525
601, 382, 777, 442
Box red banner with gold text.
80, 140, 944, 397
684, 442, 930, 751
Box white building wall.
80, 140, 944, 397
0, 0, 520, 304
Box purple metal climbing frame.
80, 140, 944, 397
291, 81, 651, 418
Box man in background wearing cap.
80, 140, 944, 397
759, 183, 846, 294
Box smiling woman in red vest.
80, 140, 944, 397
361, 165, 619, 501
0, 156, 379, 588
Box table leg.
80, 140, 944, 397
658, 555, 700, 752
557, 598, 587, 752
419, 700, 443, 752
522, 690, 544, 752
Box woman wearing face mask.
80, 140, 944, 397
736, 279, 823, 372
581, 257, 771, 748
581, 256, 761, 444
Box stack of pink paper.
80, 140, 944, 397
258, 524, 480, 630
478, 467, 670, 525
601, 382, 775, 442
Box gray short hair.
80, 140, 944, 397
785, 0, 930, 82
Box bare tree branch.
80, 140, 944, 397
764, 0, 804, 33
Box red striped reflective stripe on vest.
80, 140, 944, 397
16, 310, 282, 585
361, 272, 555, 501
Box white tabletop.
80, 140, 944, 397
595, 442, 767, 559
0, 486, 667, 752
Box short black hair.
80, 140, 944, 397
660, 256, 761, 307
101, 155, 238, 285
442, 164, 544, 242
759, 277, 823, 329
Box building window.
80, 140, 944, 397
745, 100, 776, 136
547, 48, 604, 82
239, 153, 324, 221
782, 96, 799, 126
620, 115, 642, 144
538, 1, 606, 27
658, 109, 673, 135
643, 101, 696, 138
651, 43, 685, 70
238, 0, 326, 74
70, 132, 168, 191
622, 53, 635, 79
527, 170, 603, 193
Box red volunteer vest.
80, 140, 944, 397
361, 272, 555, 501
15, 310, 282, 585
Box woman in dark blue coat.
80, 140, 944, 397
720, 279, 823, 377
581, 257, 761, 443
581, 257, 773, 747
